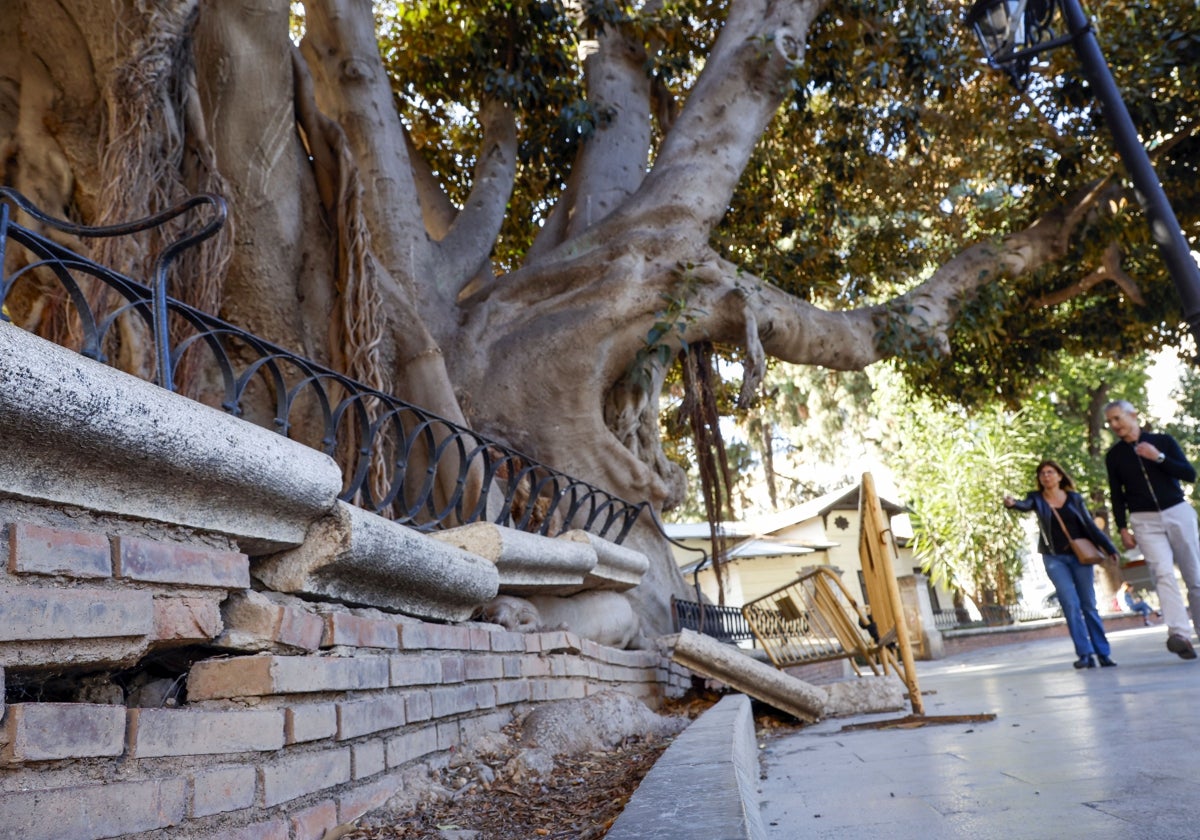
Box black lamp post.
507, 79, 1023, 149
965, 0, 1200, 347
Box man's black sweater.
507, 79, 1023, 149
1106, 431, 1196, 530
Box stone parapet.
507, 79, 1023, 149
254, 501, 499, 623
0, 323, 342, 553
557, 529, 649, 591
430, 522, 597, 594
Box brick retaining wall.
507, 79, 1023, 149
0, 515, 690, 839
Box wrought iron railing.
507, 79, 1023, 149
932, 603, 1064, 631
670, 596, 756, 644
0, 188, 645, 542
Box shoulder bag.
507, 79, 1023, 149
1050, 504, 1106, 565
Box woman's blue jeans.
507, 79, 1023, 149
1043, 552, 1110, 657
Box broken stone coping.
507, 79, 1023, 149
671, 629, 828, 723
429, 523, 650, 594
0, 323, 342, 553
254, 501, 499, 622
430, 522, 597, 594
558, 529, 649, 591
671, 630, 908, 721
606, 693, 767, 840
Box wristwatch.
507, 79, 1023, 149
1157, 452, 1166, 463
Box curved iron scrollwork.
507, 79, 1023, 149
0, 188, 647, 543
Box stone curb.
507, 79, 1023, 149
606, 693, 766, 840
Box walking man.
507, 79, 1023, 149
1105, 399, 1200, 659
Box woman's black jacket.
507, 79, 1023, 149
1008, 491, 1119, 558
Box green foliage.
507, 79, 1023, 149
894, 401, 1035, 605
716, 0, 1200, 405
626, 267, 705, 394
660, 355, 890, 520
1017, 354, 1150, 506
888, 354, 1150, 605
1160, 349, 1200, 516
1165, 357, 1200, 459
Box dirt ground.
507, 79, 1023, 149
337, 691, 755, 840
344, 735, 671, 839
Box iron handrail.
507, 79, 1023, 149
670, 596, 756, 643
0, 188, 646, 542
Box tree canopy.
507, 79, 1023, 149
381, 0, 1200, 399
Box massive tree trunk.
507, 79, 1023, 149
0, 0, 1109, 634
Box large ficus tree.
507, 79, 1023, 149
2, 0, 1198, 632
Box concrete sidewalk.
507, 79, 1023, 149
757, 625, 1200, 839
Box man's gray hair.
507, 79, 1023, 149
1104, 399, 1139, 414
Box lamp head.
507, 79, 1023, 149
965, 0, 1027, 61
964, 0, 1062, 88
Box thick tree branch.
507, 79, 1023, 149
530, 26, 653, 257
561, 28, 652, 239
673, 199, 1096, 372
300, 0, 515, 329
622, 0, 829, 232
300, 0, 431, 281
1031, 243, 1145, 307
405, 128, 456, 239
437, 97, 518, 299
194, 0, 339, 358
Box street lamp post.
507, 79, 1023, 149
965, 0, 1200, 346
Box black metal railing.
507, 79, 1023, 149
670, 597, 757, 644
932, 603, 1064, 631
0, 188, 646, 542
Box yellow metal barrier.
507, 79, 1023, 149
858, 472, 923, 714
741, 472, 924, 715
743, 566, 894, 677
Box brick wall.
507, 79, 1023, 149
0, 516, 691, 840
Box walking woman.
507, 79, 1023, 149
1004, 460, 1120, 669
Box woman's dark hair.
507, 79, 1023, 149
1034, 459, 1075, 492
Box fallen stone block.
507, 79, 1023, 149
822, 674, 907, 717
556, 530, 649, 592
253, 502, 499, 623
430, 522, 596, 594
670, 629, 827, 722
